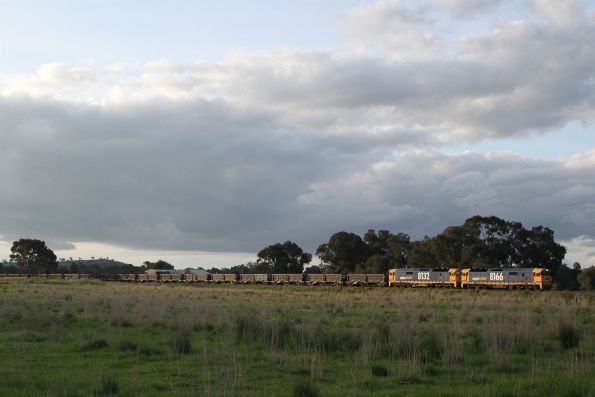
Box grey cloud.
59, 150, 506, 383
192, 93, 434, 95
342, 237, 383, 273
296, 150, 595, 243
0, 96, 383, 252
1, 95, 595, 254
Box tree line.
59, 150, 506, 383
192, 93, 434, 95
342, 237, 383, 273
2, 215, 593, 289
214, 216, 586, 290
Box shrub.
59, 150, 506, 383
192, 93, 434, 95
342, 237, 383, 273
559, 323, 580, 349
93, 375, 118, 396
170, 330, 192, 354
118, 340, 138, 352
81, 339, 109, 351
419, 331, 443, 363
294, 381, 319, 397
371, 365, 389, 377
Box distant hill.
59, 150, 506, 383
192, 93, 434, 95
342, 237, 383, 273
58, 259, 131, 269
57, 259, 138, 274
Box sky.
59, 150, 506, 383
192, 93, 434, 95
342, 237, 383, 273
1, 0, 595, 268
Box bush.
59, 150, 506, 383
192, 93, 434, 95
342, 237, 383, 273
118, 340, 138, 351
559, 324, 580, 349
419, 331, 443, 363
93, 375, 118, 396
578, 267, 595, 291
294, 382, 319, 397
170, 330, 192, 354
81, 339, 109, 351
371, 365, 389, 377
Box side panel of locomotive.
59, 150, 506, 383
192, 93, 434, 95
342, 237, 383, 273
389, 268, 454, 287
461, 268, 550, 289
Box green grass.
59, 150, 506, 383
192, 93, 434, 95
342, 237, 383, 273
0, 279, 593, 396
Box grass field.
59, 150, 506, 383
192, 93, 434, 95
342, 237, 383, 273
0, 278, 593, 397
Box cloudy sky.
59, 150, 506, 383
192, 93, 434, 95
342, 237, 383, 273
1, 0, 595, 268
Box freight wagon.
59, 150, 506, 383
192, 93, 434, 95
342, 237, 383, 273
183, 272, 208, 282
254, 274, 268, 284
160, 273, 183, 283
347, 274, 366, 286
210, 273, 237, 283
366, 274, 385, 285
272, 274, 288, 284
121, 274, 137, 282
240, 274, 257, 284
287, 274, 303, 284
307, 274, 325, 285
137, 274, 149, 282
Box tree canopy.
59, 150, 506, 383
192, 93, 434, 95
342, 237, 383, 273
316, 232, 369, 273
10, 238, 57, 275
314, 216, 570, 281
578, 267, 595, 291
257, 241, 312, 273
143, 260, 174, 270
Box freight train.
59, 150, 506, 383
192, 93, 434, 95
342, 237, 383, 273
2, 267, 552, 290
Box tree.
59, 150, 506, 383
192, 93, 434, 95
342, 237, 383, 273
361, 255, 391, 273
304, 265, 323, 274
553, 264, 580, 290
143, 260, 174, 270
363, 229, 411, 268
363, 229, 392, 256
10, 238, 57, 275
578, 267, 595, 291
386, 232, 411, 267
316, 232, 369, 273
408, 237, 437, 266
257, 241, 312, 273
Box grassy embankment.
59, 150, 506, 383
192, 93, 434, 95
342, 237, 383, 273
0, 278, 593, 397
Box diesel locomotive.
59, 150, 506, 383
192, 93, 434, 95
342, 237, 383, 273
388, 267, 552, 290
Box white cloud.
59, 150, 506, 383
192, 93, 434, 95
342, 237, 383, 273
562, 236, 595, 268
341, 0, 444, 59
533, 0, 590, 27
437, 0, 509, 17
